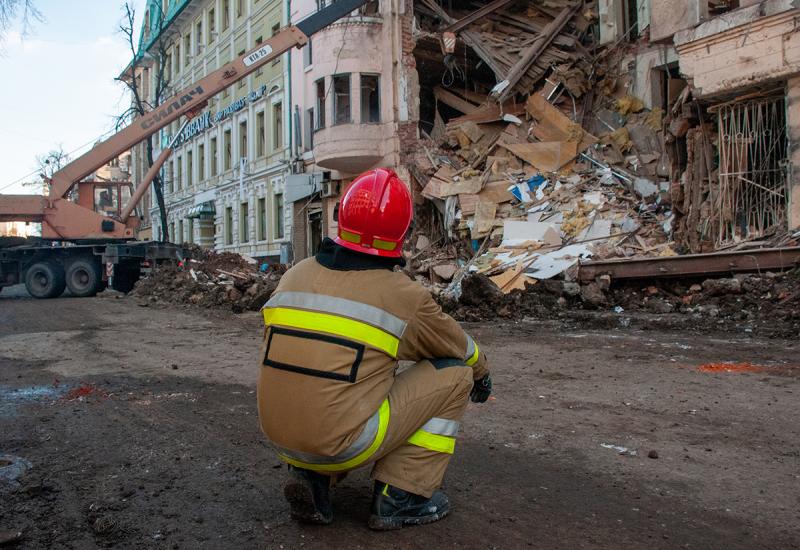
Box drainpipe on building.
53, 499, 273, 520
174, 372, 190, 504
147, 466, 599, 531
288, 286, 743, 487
285, 0, 294, 165
390, 0, 401, 165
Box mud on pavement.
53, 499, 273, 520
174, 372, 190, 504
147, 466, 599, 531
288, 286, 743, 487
1, 294, 799, 549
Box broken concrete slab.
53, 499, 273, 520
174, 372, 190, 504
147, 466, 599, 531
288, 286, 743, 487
432, 263, 459, 281
578, 218, 613, 241
525, 244, 593, 279
503, 220, 561, 247
634, 177, 659, 198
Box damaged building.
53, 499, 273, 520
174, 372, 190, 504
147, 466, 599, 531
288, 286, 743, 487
285, 0, 800, 284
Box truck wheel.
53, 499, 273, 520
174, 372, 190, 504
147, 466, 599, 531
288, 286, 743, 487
66, 258, 102, 298
24, 261, 66, 299
112, 266, 140, 294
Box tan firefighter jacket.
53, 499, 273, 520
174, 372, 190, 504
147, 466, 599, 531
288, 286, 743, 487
257, 252, 488, 472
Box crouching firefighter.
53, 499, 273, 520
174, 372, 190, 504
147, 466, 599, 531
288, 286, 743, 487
257, 168, 492, 530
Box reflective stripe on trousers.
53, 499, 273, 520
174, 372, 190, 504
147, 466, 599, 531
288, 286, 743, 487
407, 417, 460, 454
274, 399, 390, 472
262, 291, 408, 358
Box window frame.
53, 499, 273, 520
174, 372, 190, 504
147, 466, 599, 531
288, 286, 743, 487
240, 201, 250, 243
272, 102, 283, 151
257, 196, 267, 241
225, 206, 233, 245
360, 73, 381, 124
273, 192, 284, 240
314, 78, 325, 130
332, 73, 351, 125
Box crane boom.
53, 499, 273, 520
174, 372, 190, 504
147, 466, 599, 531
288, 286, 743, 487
46, 26, 307, 202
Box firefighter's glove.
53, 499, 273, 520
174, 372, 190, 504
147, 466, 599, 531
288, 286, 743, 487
470, 374, 492, 403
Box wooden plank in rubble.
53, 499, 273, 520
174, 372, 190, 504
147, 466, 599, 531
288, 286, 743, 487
495, 2, 582, 102
443, 0, 516, 33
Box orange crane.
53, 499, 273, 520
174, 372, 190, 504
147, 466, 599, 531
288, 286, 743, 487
0, 0, 371, 298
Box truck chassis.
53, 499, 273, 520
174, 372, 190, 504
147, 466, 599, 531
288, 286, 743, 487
0, 238, 184, 298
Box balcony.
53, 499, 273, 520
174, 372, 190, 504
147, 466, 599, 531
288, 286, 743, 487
312, 122, 388, 173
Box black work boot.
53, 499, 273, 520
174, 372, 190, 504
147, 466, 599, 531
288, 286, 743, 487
368, 481, 450, 530
283, 465, 333, 525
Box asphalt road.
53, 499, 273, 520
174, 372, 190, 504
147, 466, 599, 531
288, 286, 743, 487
1, 292, 798, 548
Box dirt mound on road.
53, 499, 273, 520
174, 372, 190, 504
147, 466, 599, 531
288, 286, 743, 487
132, 246, 284, 312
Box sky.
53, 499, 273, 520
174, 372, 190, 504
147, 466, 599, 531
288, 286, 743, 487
0, 0, 147, 194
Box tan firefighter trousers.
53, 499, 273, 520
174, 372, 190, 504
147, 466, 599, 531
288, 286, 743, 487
366, 358, 474, 498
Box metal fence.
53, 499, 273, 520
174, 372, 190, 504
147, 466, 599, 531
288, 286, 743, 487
715, 96, 788, 247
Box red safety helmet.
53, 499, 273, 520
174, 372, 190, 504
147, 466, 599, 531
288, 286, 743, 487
334, 168, 413, 258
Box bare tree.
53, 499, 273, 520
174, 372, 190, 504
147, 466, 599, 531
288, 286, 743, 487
22, 146, 68, 195
0, 0, 42, 42
116, 2, 171, 242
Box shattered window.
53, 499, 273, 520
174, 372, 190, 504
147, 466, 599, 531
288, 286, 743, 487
333, 74, 351, 125
359, 0, 379, 16
360, 74, 380, 123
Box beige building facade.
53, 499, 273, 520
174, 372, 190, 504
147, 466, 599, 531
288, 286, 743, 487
286, 0, 417, 261
132, 0, 291, 261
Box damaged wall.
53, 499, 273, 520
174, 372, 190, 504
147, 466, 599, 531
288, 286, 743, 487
622, 45, 680, 110
675, 2, 800, 97
650, 0, 708, 43
789, 76, 800, 230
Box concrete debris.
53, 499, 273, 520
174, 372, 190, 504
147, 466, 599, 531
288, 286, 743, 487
432, 263, 459, 281
131, 245, 283, 313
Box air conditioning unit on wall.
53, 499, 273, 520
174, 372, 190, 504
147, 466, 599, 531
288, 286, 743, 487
320, 180, 340, 198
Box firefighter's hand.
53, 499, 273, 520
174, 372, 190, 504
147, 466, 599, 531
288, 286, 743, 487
470, 374, 492, 403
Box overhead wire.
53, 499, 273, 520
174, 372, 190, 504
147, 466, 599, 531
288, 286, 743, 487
0, 127, 119, 192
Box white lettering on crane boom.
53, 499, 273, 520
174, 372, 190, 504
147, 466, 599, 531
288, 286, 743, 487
243, 45, 274, 67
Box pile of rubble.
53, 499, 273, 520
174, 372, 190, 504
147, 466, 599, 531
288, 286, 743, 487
407, 1, 797, 302
441, 269, 800, 337
408, 88, 677, 295
132, 246, 283, 313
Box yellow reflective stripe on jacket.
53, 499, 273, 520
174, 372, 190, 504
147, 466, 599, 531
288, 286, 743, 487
408, 429, 456, 454
266, 292, 407, 339
263, 307, 400, 358
465, 335, 480, 366
278, 399, 391, 472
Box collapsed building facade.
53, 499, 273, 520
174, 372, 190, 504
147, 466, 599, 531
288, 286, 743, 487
285, 0, 800, 277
